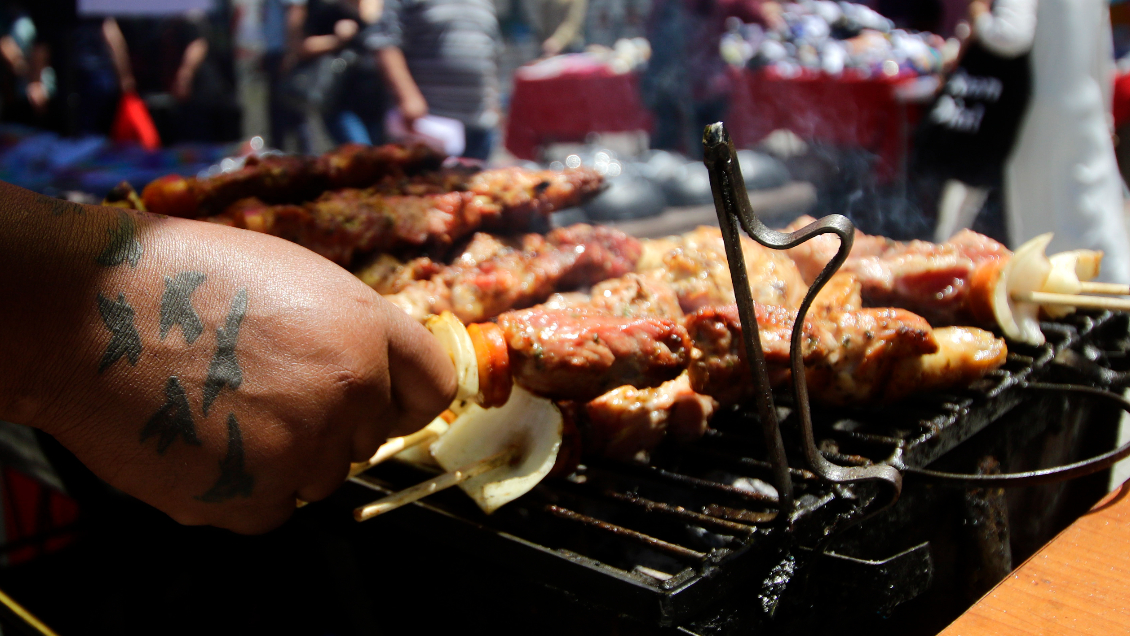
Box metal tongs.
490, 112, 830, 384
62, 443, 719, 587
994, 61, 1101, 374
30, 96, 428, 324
703, 123, 901, 526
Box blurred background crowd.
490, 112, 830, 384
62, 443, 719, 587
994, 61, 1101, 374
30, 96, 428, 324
4, 0, 1130, 257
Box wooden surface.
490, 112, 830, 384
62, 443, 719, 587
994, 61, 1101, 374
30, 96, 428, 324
941, 481, 1130, 635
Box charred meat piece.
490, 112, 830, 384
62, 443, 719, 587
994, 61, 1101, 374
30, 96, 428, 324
141, 143, 444, 217
496, 307, 692, 402
210, 167, 604, 267
680, 304, 1003, 406
371, 224, 642, 323
783, 215, 1010, 325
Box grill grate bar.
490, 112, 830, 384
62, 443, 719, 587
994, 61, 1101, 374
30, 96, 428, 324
600, 490, 760, 535
545, 505, 709, 561
682, 445, 821, 481
595, 461, 780, 505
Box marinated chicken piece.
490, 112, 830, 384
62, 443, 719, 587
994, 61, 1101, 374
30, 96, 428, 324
583, 373, 718, 463
375, 224, 642, 322
680, 303, 1000, 406
496, 307, 692, 402
587, 272, 685, 319
783, 215, 1010, 325
882, 326, 1008, 401
637, 226, 808, 312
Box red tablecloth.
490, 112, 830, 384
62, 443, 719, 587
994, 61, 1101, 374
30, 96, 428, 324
726, 67, 921, 183
505, 68, 653, 160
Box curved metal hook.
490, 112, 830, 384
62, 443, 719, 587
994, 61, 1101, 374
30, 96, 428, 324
703, 123, 902, 519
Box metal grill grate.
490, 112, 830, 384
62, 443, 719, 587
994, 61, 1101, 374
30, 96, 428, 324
339, 311, 1130, 626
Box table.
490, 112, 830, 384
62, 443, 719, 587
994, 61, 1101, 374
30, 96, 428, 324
941, 480, 1130, 635
504, 67, 653, 160
726, 67, 922, 183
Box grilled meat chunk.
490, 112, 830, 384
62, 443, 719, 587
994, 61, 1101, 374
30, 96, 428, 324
783, 215, 1010, 325
496, 307, 692, 402
369, 224, 642, 323
637, 226, 809, 312
212, 167, 603, 267
141, 143, 444, 217
582, 372, 718, 463
681, 303, 1004, 406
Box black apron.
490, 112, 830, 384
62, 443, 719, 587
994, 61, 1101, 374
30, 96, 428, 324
913, 40, 1032, 188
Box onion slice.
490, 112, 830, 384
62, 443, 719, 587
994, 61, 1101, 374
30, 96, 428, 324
1042, 250, 1104, 319
430, 385, 563, 514
992, 233, 1053, 345
425, 311, 480, 402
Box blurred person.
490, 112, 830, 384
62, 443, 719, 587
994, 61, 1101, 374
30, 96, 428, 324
364, 0, 502, 160
1006, 0, 1130, 284
912, 0, 1035, 243
523, 0, 588, 56
642, 0, 779, 158
262, 0, 309, 150
122, 14, 241, 144
298, 0, 388, 146
0, 3, 52, 126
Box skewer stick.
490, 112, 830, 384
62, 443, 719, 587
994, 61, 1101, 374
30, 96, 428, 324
296, 426, 444, 508
1079, 282, 1130, 296
1013, 290, 1130, 311
353, 449, 514, 521
348, 426, 442, 478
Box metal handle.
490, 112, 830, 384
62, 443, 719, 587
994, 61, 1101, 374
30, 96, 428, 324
703, 123, 902, 526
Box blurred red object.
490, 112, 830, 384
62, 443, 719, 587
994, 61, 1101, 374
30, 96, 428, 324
1, 467, 79, 565
505, 67, 652, 160
1114, 72, 1130, 130
111, 91, 162, 150
727, 67, 921, 183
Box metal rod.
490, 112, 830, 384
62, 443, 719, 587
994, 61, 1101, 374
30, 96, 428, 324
601, 490, 758, 534
702, 123, 902, 520
703, 125, 795, 526
545, 505, 707, 560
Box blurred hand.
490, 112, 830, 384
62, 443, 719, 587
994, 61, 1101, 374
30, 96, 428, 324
335, 19, 360, 42
399, 91, 429, 127
542, 37, 564, 57
26, 81, 48, 114
968, 0, 990, 22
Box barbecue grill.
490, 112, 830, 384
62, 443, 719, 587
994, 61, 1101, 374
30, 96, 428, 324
327, 126, 1130, 635
5, 127, 1129, 636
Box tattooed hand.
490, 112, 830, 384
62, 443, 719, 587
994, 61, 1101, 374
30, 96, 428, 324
0, 181, 456, 533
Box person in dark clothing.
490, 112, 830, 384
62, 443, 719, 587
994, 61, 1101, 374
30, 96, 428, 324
299, 0, 388, 146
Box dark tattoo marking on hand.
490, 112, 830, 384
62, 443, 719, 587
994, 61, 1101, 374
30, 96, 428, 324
35, 192, 84, 217
159, 272, 206, 344
197, 413, 254, 502
97, 292, 143, 372
96, 211, 143, 268
141, 376, 202, 453
202, 289, 248, 416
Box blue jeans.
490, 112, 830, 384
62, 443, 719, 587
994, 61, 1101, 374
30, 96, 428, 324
462, 126, 495, 161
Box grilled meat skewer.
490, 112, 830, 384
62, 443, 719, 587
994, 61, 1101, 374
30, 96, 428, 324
210, 167, 603, 267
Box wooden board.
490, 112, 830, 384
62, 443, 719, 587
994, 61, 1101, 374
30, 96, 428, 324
940, 480, 1130, 635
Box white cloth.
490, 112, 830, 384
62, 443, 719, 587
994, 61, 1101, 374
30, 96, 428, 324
975, 0, 1038, 58
1005, 0, 1130, 284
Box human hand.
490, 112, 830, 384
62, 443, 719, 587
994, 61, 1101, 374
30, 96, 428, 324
27, 81, 48, 114
0, 195, 456, 534
335, 19, 360, 42
968, 0, 990, 22
542, 37, 564, 57
399, 91, 429, 127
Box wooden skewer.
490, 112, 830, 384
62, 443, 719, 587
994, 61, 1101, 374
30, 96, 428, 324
353, 449, 513, 521
1079, 282, 1130, 296
296, 426, 443, 508
348, 426, 442, 478
1013, 290, 1130, 311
